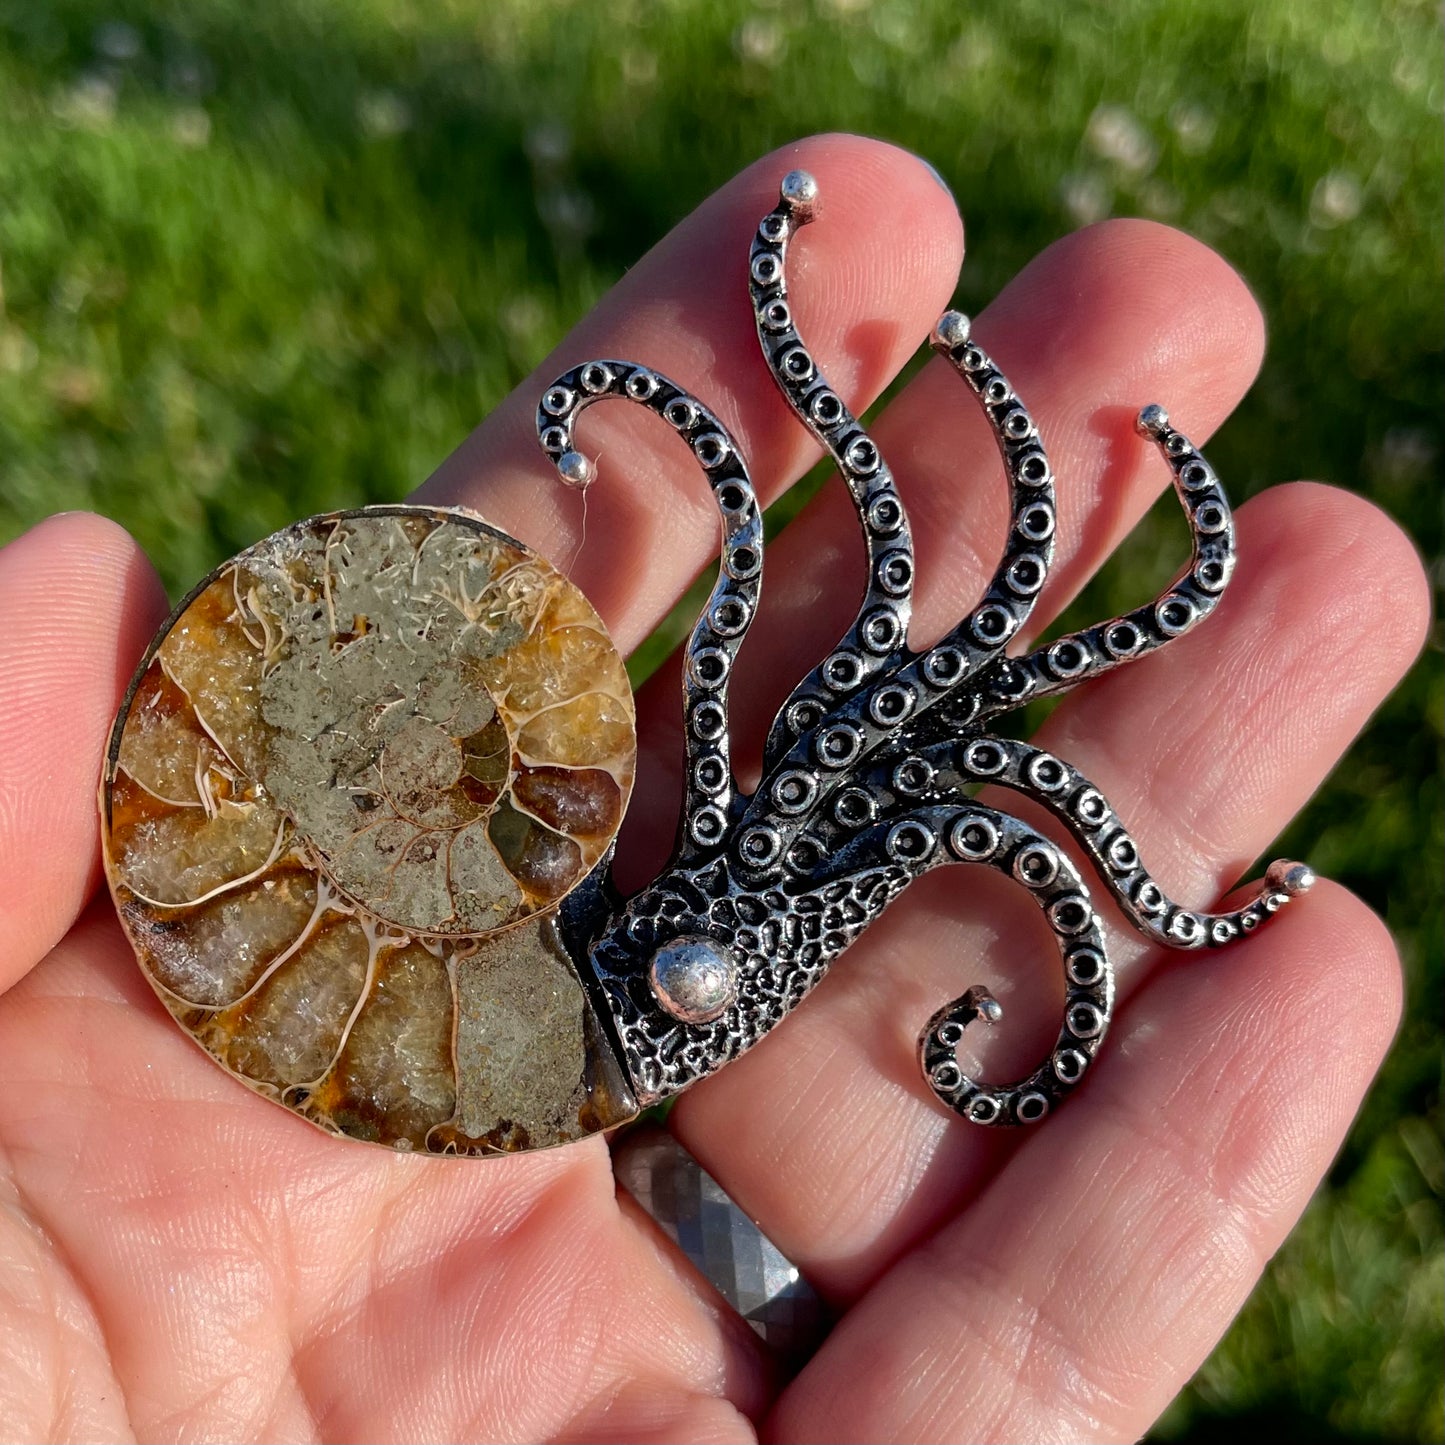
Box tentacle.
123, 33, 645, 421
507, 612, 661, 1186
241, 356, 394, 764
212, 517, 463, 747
973, 405, 1239, 725
748, 170, 916, 770
814, 800, 1115, 1126
733, 318, 1061, 872
912, 731, 1316, 948
536, 363, 763, 865
907, 310, 1061, 685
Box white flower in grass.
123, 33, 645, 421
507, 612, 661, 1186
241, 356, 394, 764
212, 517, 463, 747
1087, 104, 1157, 175
1310, 171, 1363, 227
357, 90, 412, 140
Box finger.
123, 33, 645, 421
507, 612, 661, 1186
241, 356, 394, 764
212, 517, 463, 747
667, 484, 1427, 1300
414, 133, 963, 652
0, 513, 167, 993
0, 902, 769, 1442
623, 217, 1266, 883
1015, 482, 1432, 974
768, 883, 1401, 1444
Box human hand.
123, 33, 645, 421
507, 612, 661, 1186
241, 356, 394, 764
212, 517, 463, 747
0, 135, 1427, 1443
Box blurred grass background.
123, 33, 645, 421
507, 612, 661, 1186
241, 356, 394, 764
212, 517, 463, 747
0, 0, 1439, 1437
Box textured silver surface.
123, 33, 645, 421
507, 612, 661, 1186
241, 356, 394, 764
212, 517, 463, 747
613, 1126, 829, 1362
537, 170, 1314, 1129
537, 171, 1317, 1127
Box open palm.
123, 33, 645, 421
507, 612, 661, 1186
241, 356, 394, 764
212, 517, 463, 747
0, 137, 1426, 1443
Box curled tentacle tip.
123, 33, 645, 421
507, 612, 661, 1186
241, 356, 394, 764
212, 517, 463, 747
931, 310, 972, 352
1136, 403, 1170, 438
1266, 860, 1317, 897
962, 983, 1004, 1025
780, 169, 820, 216
555, 450, 596, 491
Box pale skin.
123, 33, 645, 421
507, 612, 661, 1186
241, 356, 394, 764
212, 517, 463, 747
0, 135, 1429, 1443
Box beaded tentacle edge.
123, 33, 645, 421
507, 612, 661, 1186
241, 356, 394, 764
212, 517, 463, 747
537, 170, 1314, 1127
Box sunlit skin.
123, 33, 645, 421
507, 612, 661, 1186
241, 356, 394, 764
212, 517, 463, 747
0, 136, 1427, 1442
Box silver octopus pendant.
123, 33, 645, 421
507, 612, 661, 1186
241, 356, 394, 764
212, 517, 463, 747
100, 170, 1314, 1154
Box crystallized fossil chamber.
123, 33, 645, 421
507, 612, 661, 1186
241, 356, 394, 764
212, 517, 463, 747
101, 171, 1313, 1154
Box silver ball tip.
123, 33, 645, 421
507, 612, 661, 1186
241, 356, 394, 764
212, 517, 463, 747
556, 450, 596, 490
932, 310, 972, 351
1136, 403, 1170, 437
780, 169, 820, 212
1266, 860, 1317, 897
961, 983, 1003, 1025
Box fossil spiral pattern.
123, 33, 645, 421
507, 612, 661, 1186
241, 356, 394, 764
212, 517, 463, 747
102, 507, 638, 1153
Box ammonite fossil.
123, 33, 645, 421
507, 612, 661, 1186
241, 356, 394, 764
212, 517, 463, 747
101, 170, 1314, 1154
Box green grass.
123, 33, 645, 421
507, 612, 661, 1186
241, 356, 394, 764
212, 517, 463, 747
0, 1, 1440, 1437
